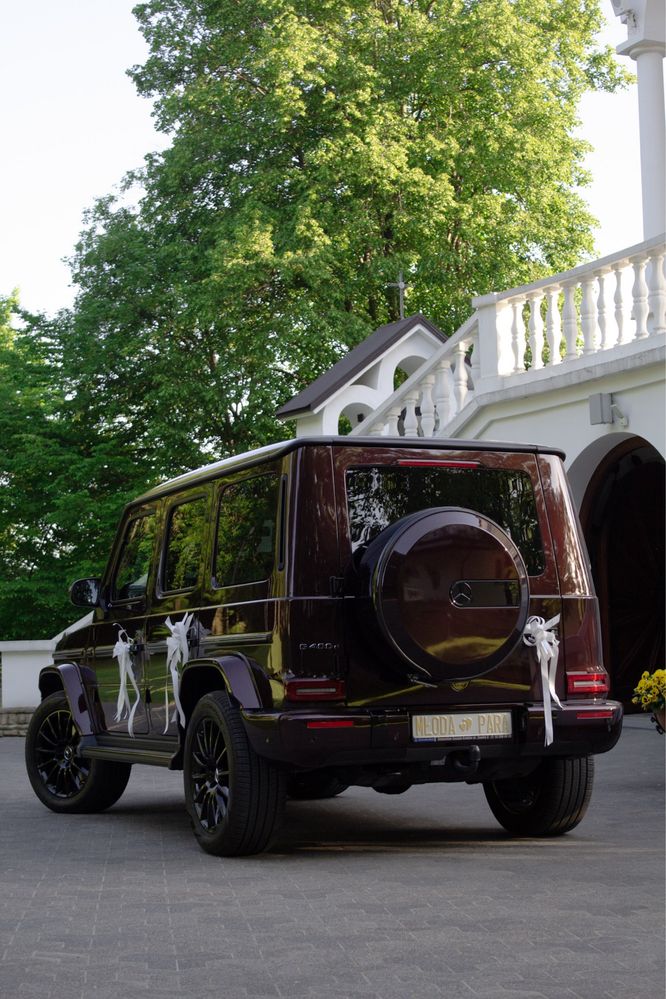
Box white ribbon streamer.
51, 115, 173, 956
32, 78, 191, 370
523, 614, 562, 747
113, 627, 141, 738
163, 613, 193, 733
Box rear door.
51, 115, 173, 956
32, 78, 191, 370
333, 444, 561, 708
143, 489, 211, 736
91, 505, 159, 735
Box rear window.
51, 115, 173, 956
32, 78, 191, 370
346, 465, 545, 575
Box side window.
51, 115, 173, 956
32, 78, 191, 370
163, 497, 207, 592
214, 474, 280, 588
112, 512, 157, 601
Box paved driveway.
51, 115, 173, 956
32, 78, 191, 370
1, 716, 663, 999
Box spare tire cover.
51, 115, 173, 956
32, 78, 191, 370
358, 506, 530, 682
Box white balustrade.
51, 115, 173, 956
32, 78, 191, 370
351, 235, 665, 441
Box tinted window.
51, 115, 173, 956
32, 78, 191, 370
346, 466, 544, 575
113, 512, 157, 600
214, 475, 280, 587
163, 497, 207, 591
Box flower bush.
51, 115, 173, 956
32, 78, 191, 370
632, 669, 666, 713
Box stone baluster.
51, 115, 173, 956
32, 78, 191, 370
613, 263, 631, 344
367, 419, 384, 436
632, 256, 649, 339
580, 274, 598, 355
468, 329, 480, 391
527, 293, 544, 370
434, 358, 455, 434
596, 269, 614, 350
453, 341, 470, 411
419, 374, 436, 437
545, 288, 562, 365
562, 283, 579, 360
510, 300, 526, 373
386, 406, 402, 437
403, 390, 420, 436
646, 250, 666, 334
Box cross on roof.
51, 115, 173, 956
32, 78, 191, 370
388, 271, 408, 319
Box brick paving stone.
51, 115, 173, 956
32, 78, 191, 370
0, 716, 663, 998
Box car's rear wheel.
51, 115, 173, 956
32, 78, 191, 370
25, 692, 131, 813
287, 773, 348, 800
483, 756, 594, 836
184, 690, 285, 856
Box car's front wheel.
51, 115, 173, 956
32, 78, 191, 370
184, 691, 285, 856
483, 756, 594, 836
25, 692, 131, 813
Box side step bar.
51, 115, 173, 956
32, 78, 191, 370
79, 735, 177, 769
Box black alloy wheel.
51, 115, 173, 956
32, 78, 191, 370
25, 692, 132, 814
184, 691, 285, 856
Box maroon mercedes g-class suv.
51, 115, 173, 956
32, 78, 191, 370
25, 438, 622, 855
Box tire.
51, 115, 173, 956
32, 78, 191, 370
287, 773, 348, 800
183, 690, 285, 856
25, 692, 132, 814
484, 756, 595, 836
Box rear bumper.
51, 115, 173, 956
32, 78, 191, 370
241, 700, 623, 772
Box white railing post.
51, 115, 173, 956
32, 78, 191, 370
562, 283, 579, 360
510, 300, 526, 373
596, 269, 614, 350
386, 406, 401, 437
632, 256, 650, 339
453, 342, 469, 411
545, 288, 562, 365
581, 274, 599, 355
403, 390, 420, 436
419, 374, 436, 437
613, 263, 631, 344
647, 251, 666, 334
528, 293, 544, 370
474, 295, 515, 379
434, 358, 455, 432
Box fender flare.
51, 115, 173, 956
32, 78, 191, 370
179, 654, 273, 716
39, 662, 103, 736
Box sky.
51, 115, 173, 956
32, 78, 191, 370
0, 2, 643, 318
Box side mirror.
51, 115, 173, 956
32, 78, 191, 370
69, 577, 102, 608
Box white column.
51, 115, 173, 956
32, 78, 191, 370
635, 47, 666, 238
614, 0, 666, 240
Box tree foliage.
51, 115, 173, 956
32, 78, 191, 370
1, 0, 628, 637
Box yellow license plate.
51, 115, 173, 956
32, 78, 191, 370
412, 711, 512, 742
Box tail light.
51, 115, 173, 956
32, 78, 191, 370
566, 671, 609, 698
284, 678, 346, 702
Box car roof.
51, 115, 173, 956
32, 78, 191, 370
131, 436, 566, 507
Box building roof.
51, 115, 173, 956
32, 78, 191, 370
276, 313, 448, 419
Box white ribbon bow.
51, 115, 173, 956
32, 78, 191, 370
113, 627, 141, 738
523, 614, 562, 747
163, 613, 193, 733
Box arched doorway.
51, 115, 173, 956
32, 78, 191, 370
580, 438, 665, 707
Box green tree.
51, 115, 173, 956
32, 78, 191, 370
0, 296, 155, 638
64, 0, 627, 461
